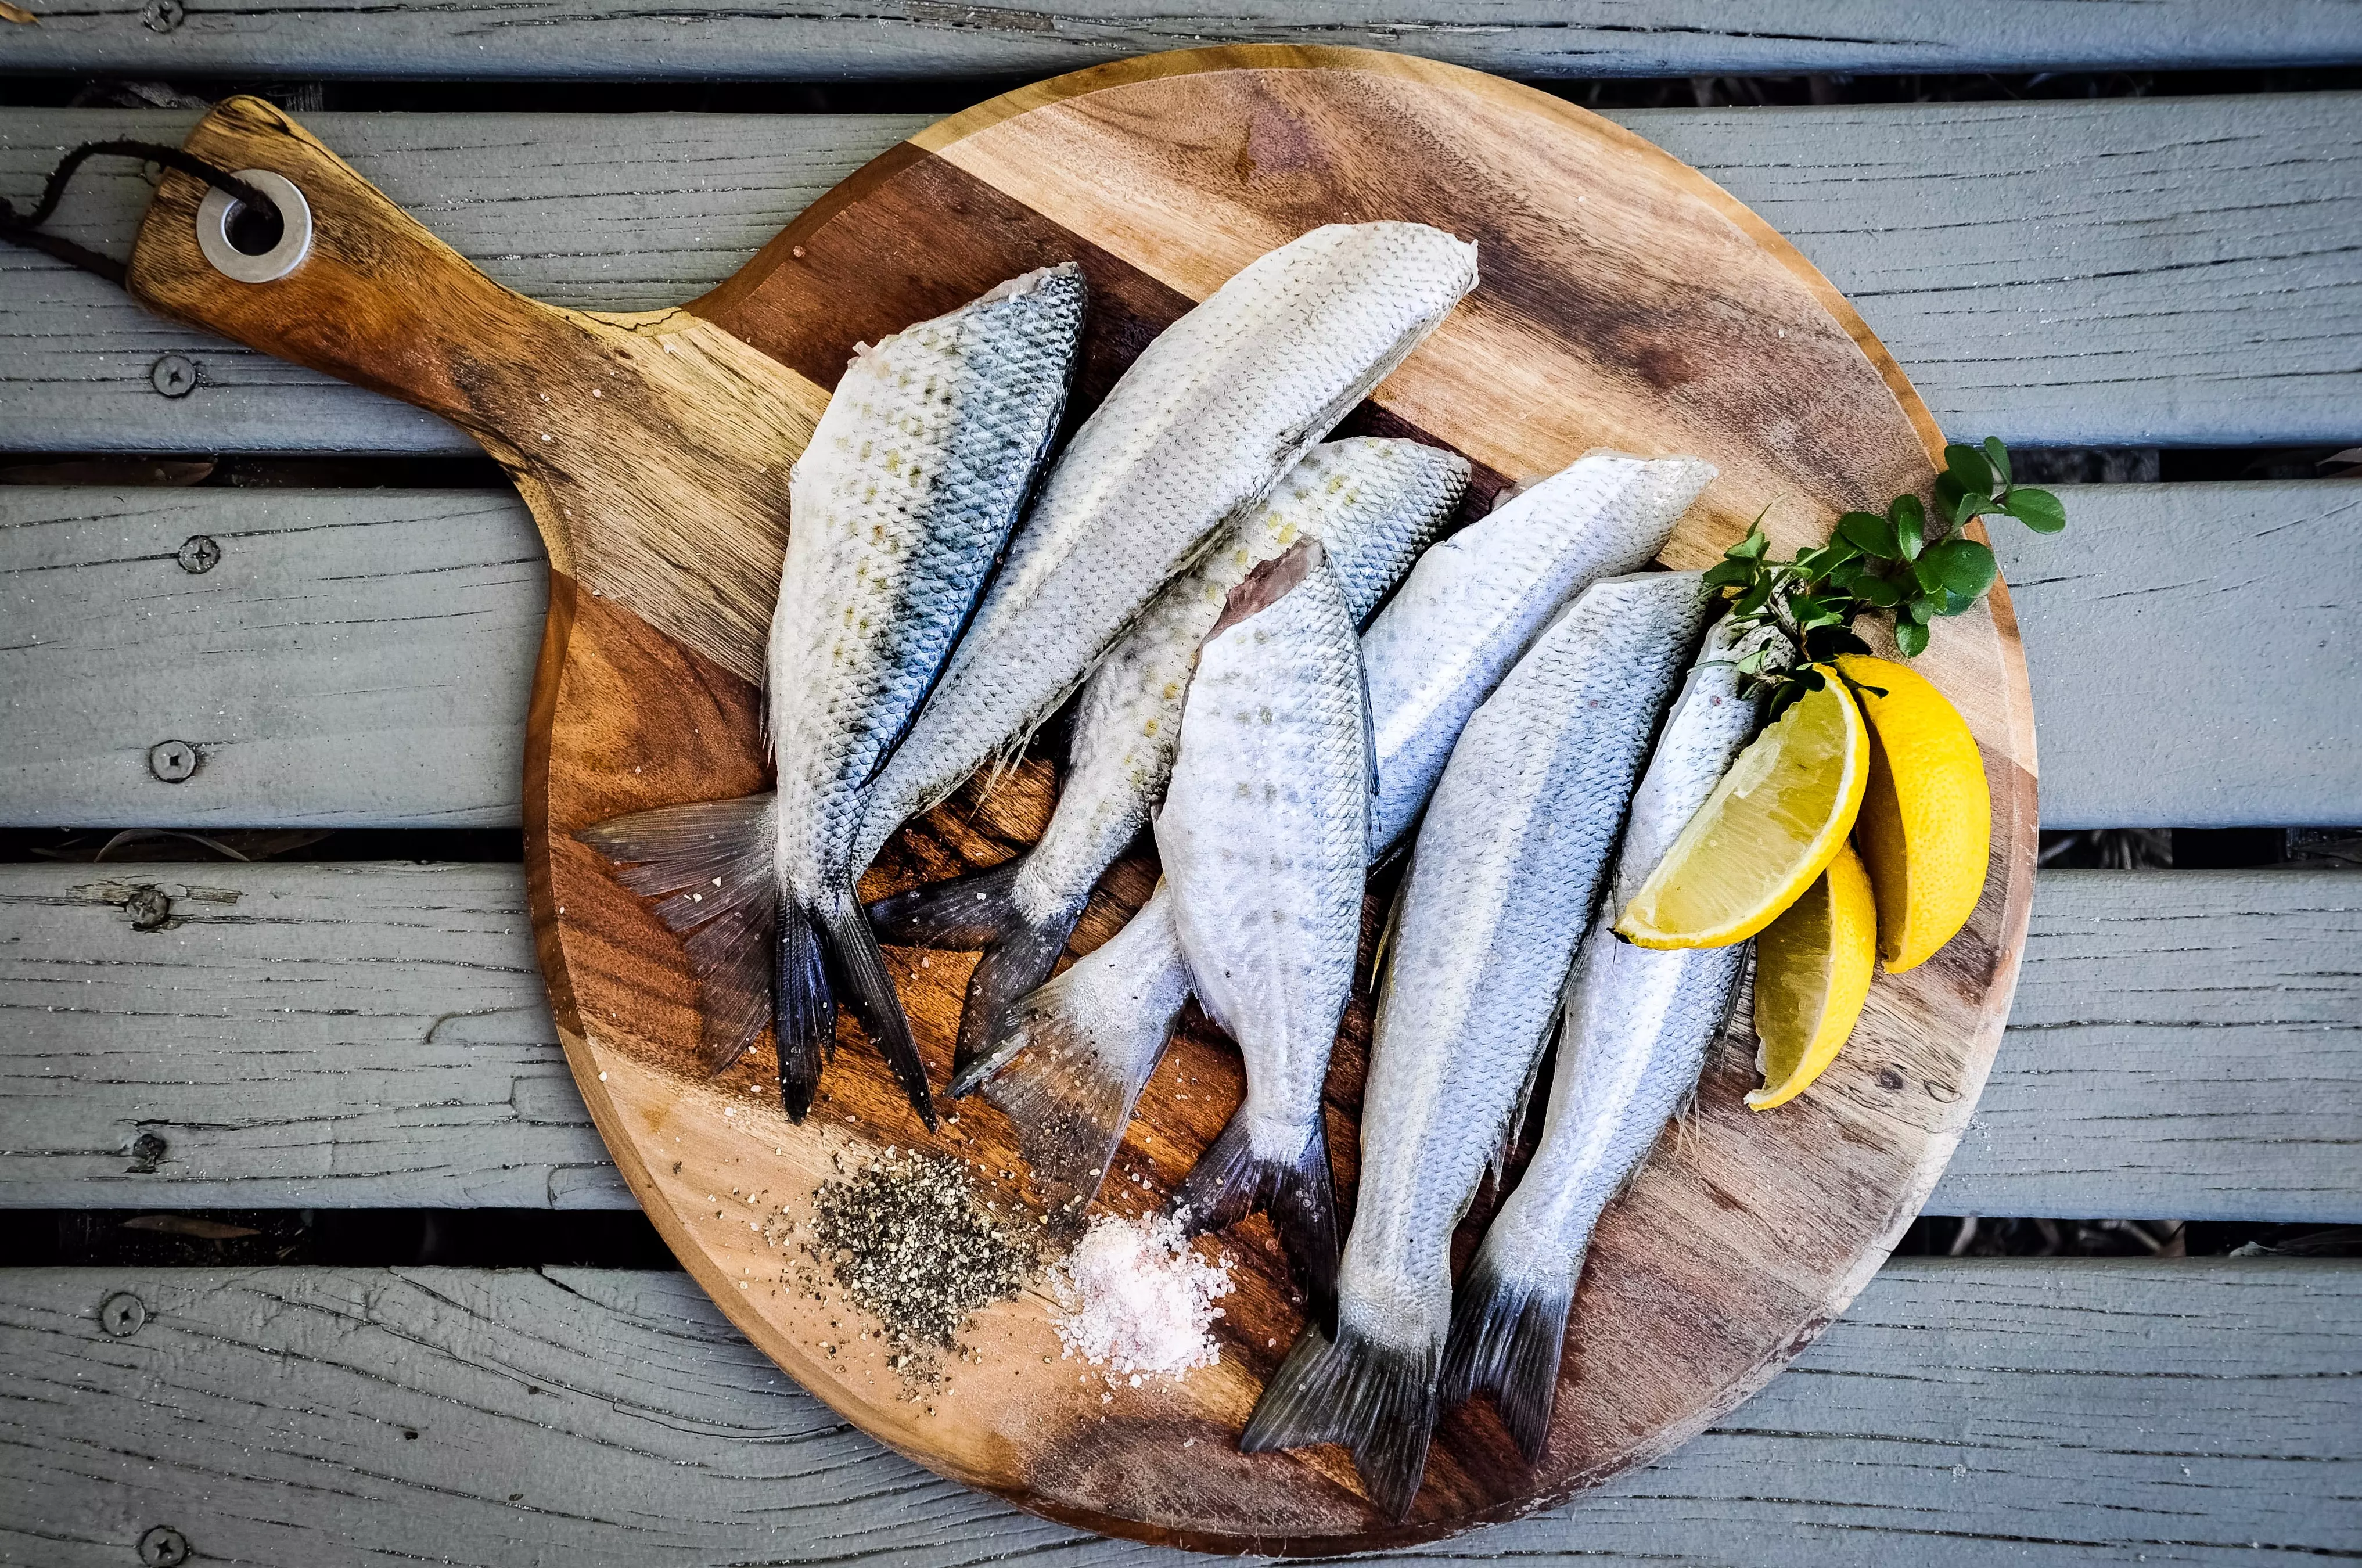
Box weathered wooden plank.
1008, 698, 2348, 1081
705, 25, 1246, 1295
0, 488, 546, 829
3, 0, 2359, 81
1993, 480, 2362, 829
3, 863, 2353, 1220
9, 480, 2353, 830
0, 1258, 2349, 1565
3, 93, 2357, 454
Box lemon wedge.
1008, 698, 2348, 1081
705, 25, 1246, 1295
1746, 843, 1878, 1110
1832, 654, 1991, 972
1615, 670, 1868, 950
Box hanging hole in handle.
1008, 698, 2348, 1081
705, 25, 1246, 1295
195, 169, 312, 284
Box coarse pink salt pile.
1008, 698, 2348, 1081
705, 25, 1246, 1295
1051, 1213, 1234, 1381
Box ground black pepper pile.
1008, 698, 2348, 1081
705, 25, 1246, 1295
804, 1148, 1035, 1354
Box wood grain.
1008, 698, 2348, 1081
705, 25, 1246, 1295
73, 46, 2018, 1547
2, 861, 2356, 1222
0, 1260, 2353, 1567
3, 480, 2354, 831
9, 93, 2361, 455
3, 0, 2359, 81
124, 95, 827, 688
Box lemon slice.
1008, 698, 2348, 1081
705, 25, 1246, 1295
1832, 654, 1991, 972
1615, 670, 1868, 950
1746, 843, 1878, 1110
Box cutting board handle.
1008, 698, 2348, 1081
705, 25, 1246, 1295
128, 96, 567, 444
127, 96, 826, 687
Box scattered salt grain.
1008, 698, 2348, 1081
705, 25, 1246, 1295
1050, 1213, 1233, 1382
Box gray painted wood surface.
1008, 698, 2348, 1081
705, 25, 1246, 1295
8, 481, 2356, 830
5, 93, 2360, 454
2, 0, 2359, 81
3, 862, 2353, 1221
0, 488, 548, 829
0, 1258, 2351, 1565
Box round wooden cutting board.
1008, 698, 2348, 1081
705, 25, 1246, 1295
131, 45, 2036, 1555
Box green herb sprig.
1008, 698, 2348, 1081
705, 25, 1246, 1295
1705, 437, 2063, 716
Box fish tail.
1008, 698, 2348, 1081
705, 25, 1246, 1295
812, 893, 937, 1130
1239, 1319, 1440, 1522
869, 858, 1084, 1098
578, 792, 777, 1074
975, 945, 1184, 1232
1439, 1246, 1572, 1463
772, 896, 831, 1122
1168, 1110, 1341, 1321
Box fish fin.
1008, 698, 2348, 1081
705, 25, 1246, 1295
772, 896, 831, 1121
1358, 643, 1379, 859
578, 793, 778, 1072
814, 895, 937, 1130
977, 972, 1164, 1233
865, 858, 1027, 950
866, 855, 1085, 1095
1490, 982, 1568, 1189
1239, 1320, 1440, 1522
948, 904, 1085, 1097
1439, 1251, 1572, 1463
1168, 1111, 1342, 1323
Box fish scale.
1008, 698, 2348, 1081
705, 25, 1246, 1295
580, 264, 1087, 1128
867, 436, 1465, 1097
851, 222, 1479, 878
1239, 568, 1717, 1522
1155, 541, 1370, 1308
1440, 616, 1782, 1460
973, 452, 1714, 1224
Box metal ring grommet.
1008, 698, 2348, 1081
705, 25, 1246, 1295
195, 168, 311, 283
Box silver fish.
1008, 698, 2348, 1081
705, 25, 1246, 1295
1438, 617, 1782, 1459
980, 453, 1714, 1217
1239, 570, 1717, 1522
868, 437, 1465, 1094
1153, 539, 1371, 1308
578, 265, 1087, 1128
850, 223, 1479, 882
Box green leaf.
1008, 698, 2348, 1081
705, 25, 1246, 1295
1890, 494, 1925, 559
1919, 537, 1998, 599
1727, 521, 1771, 560
1983, 436, 2012, 487
1907, 596, 1938, 624
1797, 666, 1828, 691
1935, 587, 1978, 617
1893, 618, 1930, 657
1837, 510, 1898, 559
1944, 443, 1993, 497
1853, 573, 1903, 608
1953, 489, 1997, 527
2003, 486, 2068, 534
1933, 470, 1965, 522
1702, 558, 1755, 588
1734, 577, 1775, 617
